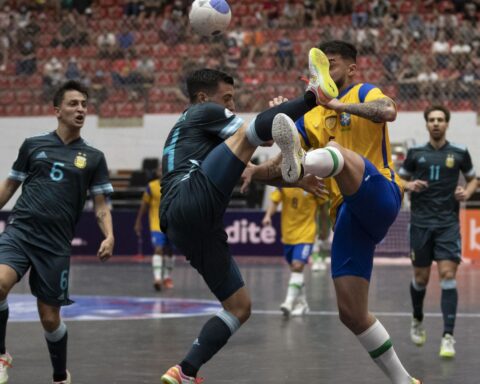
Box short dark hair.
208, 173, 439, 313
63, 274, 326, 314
53, 80, 89, 107
186, 68, 234, 102
424, 105, 450, 122
318, 40, 357, 63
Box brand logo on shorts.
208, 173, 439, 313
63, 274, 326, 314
74, 153, 87, 169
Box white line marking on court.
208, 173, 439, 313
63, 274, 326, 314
252, 310, 480, 318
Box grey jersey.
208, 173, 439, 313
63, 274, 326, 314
7, 131, 113, 255
160, 102, 244, 211
399, 141, 475, 227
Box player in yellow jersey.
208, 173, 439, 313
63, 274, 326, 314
244, 42, 422, 384
134, 167, 174, 291
262, 187, 326, 316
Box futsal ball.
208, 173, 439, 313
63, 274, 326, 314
189, 0, 232, 36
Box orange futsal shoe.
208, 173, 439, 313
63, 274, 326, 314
161, 365, 204, 384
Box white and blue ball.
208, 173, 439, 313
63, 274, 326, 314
189, 0, 231, 36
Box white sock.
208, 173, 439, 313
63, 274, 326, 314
164, 256, 175, 278
304, 147, 344, 177
285, 271, 304, 303
357, 320, 414, 384
152, 254, 163, 280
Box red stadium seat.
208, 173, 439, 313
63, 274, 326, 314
99, 103, 116, 118
5, 105, 24, 116
16, 90, 33, 104
0, 91, 15, 105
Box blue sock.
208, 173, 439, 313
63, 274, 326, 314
440, 280, 457, 335
0, 300, 8, 354
410, 280, 426, 322
45, 322, 68, 382
181, 310, 240, 377
247, 92, 317, 145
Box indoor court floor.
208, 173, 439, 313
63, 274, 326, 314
7, 256, 480, 383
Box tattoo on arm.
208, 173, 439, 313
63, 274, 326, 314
266, 163, 282, 179
342, 98, 395, 123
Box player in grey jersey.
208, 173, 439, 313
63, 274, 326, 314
0, 81, 114, 383
399, 105, 477, 359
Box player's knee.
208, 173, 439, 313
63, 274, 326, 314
39, 312, 61, 332
414, 276, 429, 287
290, 261, 304, 273
0, 283, 11, 300
233, 298, 251, 324
338, 306, 368, 334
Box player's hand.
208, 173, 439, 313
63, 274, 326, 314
240, 163, 256, 193
97, 236, 114, 262
319, 97, 344, 112
269, 96, 288, 107
297, 174, 329, 197
406, 180, 428, 192
455, 185, 469, 201
262, 216, 272, 227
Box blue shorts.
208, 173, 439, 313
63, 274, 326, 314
284, 243, 313, 264
331, 158, 402, 281
151, 231, 170, 248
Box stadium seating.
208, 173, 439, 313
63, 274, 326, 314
0, 0, 477, 117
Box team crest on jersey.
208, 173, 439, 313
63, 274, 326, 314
445, 154, 455, 168
325, 116, 337, 129
340, 113, 351, 126
74, 153, 87, 169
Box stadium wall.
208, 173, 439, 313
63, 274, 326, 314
0, 111, 478, 210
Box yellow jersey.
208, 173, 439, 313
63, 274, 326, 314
270, 188, 326, 244
142, 179, 162, 232
295, 83, 403, 222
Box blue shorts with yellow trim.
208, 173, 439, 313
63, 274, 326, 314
331, 158, 401, 281
283, 243, 313, 265
151, 231, 171, 247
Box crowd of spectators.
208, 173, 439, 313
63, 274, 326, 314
0, 0, 480, 115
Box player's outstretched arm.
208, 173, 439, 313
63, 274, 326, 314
241, 155, 327, 197
321, 97, 397, 123
93, 193, 114, 262
0, 179, 21, 209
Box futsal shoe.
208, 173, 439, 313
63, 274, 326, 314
0, 352, 12, 384
163, 277, 174, 289
311, 259, 327, 272
306, 48, 339, 104
410, 318, 426, 346
53, 370, 71, 384
439, 334, 456, 358
280, 299, 295, 317
291, 299, 310, 316
154, 279, 162, 291
161, 365, 204, 384
411, 379, 423, 384
272, 113, 305, 183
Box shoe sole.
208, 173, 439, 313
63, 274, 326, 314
439, 351, 455, 358
272, 113, 303, 183
309, 48, 338, 100
161, 375, 179, 384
